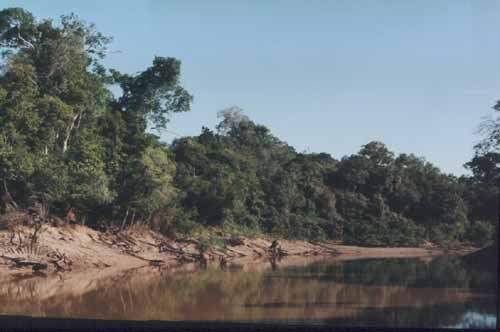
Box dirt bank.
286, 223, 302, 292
0, 213, 475, 279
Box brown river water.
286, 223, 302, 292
0, 256, 496, 328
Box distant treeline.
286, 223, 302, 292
0, 8, 497, 247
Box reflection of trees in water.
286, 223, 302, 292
279, 256, 496, 291
0, 257, 495, 326
320, 299, 496, 328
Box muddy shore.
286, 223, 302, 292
0, 215, 477, 280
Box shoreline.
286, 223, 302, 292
0, 220, 477, 280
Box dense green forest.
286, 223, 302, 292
0, 9, 497, 247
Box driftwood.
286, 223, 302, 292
149, 260, 163, 267
136, 239, 158, 247
1, 255, 29, 264
32, 263, 48, 271
174, 238, 200, 246
16, 260, 42, 267
46, 251, 73, 271
159, 241, 212, 266
0, 255, 48, 271
224, 236, 245, 246
117, 232, 137, 246
159, 242, 199, 259
126, 251, 165, 266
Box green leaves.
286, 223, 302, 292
171, 110, 482, 245
113, 56, 192, 133
0, 8, 190, 225
66, 139, 115, 206
0, 7, 491, 247
132, 145, 177, 215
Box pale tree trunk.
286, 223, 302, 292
120, 208, 129, 231
1, 179, 17, 212
62, 112, 81, 154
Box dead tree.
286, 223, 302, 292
30, 222, 43, 247
1, 179, 18, 213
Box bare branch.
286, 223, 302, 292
16, 24, 34, 49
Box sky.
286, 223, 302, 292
4, 0, 500, 176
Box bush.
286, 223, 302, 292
382, 211, 425, 247
172, 216, 198, 235
287, 214, 328, 242
430, 224, 463, 249
464, 221, 495, 247
222, 220, 262, 238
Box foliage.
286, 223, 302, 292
0, 8, 495, 248
0, 8, 190, 227
463, 220, 495, 247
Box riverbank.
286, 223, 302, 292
0, 213, 476, 279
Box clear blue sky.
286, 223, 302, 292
5, 0, 500, 175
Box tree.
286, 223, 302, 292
460, 101, 500, 247
0, 8, 191, 229
0, 7, 490, 248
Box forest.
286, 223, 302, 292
0, 8, 497, 248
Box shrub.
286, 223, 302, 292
430, 224, 463, 249
464, 221, 495, 247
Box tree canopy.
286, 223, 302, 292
0, 8, 495, 248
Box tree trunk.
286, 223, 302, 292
1, 179, 17, 213
120, 208, 129, 231
62, 112, 81, 154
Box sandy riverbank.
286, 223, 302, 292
0, 217, 477, 279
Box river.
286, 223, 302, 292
0, 255, 496, 328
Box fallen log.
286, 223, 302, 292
16, 260, 42, 267
116, 232, 137, 246
32, 263, 48, 271
159, 243, 199, 259
136, 239, 158, 247
1, 256, 47, 269
123, 250, 166, 266
0, 255, 22, 263
149, 260, 164, 267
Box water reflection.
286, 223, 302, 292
445, 312, 497, 329
268, 256, 496, 291
0, 256, 496, 328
